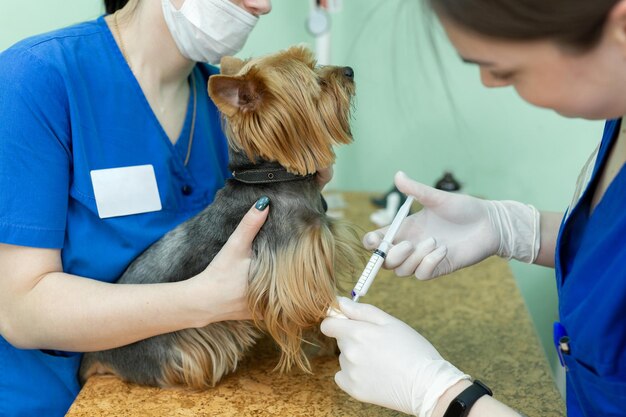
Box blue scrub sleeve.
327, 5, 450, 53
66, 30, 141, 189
0, 48, 71, 248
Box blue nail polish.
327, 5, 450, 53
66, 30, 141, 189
255, 196, 270, 211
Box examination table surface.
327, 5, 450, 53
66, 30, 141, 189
66, 192, 565, 417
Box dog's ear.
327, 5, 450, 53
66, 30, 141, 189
219, 56, 246, 75
208, 74, 263, 117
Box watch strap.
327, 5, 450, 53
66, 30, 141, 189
442, 380, 493, 417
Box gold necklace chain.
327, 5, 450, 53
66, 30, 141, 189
113, 11, 196, 167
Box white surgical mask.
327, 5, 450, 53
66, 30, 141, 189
161, 0, 258, 64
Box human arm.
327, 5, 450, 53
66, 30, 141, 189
533, 211, 562, 268
432, 380, 521, 417
364, 171, 549, 279
0, 201, 268, 352
321, 298, 522, 417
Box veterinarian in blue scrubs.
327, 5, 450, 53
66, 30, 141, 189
0, 1, 273, 416
322, 1, 626, 416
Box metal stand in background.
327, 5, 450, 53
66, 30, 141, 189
306, 0, 343, 189
306, 0, 343, 64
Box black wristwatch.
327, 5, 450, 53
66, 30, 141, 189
442, 380, 492, 417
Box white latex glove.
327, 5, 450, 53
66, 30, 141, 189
364, 171, 540, 279
321, 297, 469, 417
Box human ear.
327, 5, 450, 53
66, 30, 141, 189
607, 0, 626, 45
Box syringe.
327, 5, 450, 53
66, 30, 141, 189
351, 196, 414, 302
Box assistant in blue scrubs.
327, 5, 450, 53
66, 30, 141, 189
0, 16, 229, 417
555, 119, 626, 417
313, 1, 626, 416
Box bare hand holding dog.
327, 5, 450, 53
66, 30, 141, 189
190, 197, 270, 325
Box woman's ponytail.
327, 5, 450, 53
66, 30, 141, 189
104, 0, 131, 14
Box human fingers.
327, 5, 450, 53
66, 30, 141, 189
334, 356, 365, 398
362, 230, 386, 250
381, 241, 413, 270
334, 369, 354, 398
414, 246, 449, 280
316, 165, 334, 189
321, 300, 389, 338
394, 171, 447, 208
337, 297, 393, 325
393, 238, 440, 276
320, 314, 358, 338
384, 237, 436, 273
221, 196, 270, 256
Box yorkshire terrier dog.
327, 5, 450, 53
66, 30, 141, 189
80, 46, 363, 389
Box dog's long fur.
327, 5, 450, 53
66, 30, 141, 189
79, 46, 364, 389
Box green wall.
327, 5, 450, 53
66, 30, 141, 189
3, 0, 605, 394
1, 1, 102, 45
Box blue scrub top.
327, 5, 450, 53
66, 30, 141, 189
0, 16, 229, 417
555, 119, 626, 416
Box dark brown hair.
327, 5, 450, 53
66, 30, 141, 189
427, 0, 619, 50
104, 0, 131, 14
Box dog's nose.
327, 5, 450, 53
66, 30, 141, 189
342, 66, 354, 79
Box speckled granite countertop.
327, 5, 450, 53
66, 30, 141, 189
66, 192, 564, 417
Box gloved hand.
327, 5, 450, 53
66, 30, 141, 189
364, 171, 540, 279
321, 297, 469, 417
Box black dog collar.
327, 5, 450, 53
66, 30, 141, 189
231, 167, 314, 184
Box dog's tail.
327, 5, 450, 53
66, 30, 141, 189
248, 215, 364, 373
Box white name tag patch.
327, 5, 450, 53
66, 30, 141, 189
91, 165, 162, 219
